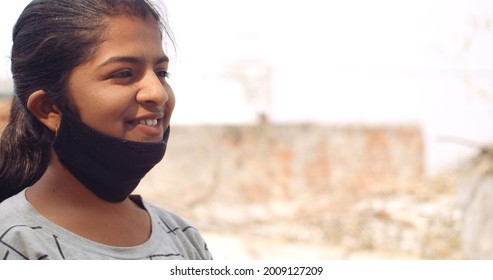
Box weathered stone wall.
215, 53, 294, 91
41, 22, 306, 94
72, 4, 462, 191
141, 123, 424, 201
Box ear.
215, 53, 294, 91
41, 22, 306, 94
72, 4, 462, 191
26, 90, 61, 133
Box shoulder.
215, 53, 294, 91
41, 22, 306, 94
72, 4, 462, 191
0, 190, 30, 227
144, 201, 213, 260
146, 202, 195, 231
0, 191, 61, 260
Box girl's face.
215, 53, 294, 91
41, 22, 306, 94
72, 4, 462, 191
66, 15, 175, 142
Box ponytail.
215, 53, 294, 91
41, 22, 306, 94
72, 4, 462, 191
0, 97, 51, 202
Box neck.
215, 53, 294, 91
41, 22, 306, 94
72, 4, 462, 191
26, 151, 140, 213
25, 151, 152, 247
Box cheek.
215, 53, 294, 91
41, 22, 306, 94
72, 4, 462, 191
166, 86, 176, 113
71, 90, 132, 127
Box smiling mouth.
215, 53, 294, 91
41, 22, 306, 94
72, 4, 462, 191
138, 119, 159, 126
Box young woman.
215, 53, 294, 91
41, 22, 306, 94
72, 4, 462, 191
0, 0, 212, 260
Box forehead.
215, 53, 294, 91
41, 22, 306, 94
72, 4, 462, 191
91, 15, 165, 63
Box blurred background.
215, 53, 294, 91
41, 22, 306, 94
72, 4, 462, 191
2, 0, 493, 259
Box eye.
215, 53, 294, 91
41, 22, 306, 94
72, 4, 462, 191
110, 70, 133, 79
156, 70, 169, 79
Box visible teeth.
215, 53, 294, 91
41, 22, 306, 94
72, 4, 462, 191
139, 119, 158, 126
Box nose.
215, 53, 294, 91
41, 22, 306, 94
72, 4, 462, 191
136, 71, 168, 107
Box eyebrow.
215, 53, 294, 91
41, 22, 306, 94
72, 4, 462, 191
96, 55, 169, 69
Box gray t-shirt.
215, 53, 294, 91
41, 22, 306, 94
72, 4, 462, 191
0, 189, 212, 260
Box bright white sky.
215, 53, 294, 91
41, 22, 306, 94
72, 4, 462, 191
1, 0, 493, 174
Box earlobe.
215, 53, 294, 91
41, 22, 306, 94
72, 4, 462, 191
26, 90, 61, 133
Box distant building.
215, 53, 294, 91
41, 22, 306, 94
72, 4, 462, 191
0, 78, 13, 98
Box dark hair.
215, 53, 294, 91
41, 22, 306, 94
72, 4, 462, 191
0, 0, 172, 202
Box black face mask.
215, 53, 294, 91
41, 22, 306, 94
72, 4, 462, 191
52, 112, 169, 203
